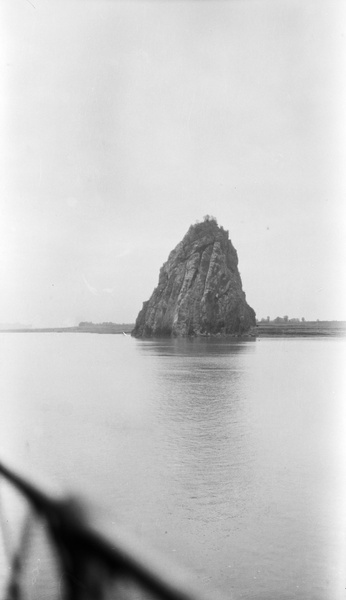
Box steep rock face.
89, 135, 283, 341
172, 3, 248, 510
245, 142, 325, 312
132, 219, 256, 337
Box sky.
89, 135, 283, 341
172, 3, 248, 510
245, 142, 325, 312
1, 0, 345, 326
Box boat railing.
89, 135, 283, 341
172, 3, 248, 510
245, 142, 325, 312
0, 460, 225, 600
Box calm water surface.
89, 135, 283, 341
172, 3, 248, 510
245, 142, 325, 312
0, 333, 345, 599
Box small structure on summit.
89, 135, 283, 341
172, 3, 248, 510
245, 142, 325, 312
132, 217, 256, 337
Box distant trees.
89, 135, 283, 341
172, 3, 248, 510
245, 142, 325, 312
261, 316, 304, 323
258, 316, 323, 325
79, 321, 120, 327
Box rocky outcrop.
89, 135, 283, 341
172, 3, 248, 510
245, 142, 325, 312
132, 218, 256, 337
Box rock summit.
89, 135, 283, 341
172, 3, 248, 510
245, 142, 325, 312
132, 218, 256, 337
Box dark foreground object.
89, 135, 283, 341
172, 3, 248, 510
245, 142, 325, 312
0, 460, 225, 600
132, 219, 256, 337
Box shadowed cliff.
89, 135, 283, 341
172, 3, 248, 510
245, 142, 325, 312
132, 218, 256, 337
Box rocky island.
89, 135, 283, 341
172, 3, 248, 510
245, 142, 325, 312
132, 217, 256, 337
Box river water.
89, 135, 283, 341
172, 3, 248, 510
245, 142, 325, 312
0, 333, 345, 599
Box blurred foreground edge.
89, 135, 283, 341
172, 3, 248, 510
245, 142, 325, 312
0, 459, 229, 600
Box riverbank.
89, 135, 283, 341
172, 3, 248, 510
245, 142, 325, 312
254, 321, 346, 337
1, 321, 345, 337
0, 324, 135, 334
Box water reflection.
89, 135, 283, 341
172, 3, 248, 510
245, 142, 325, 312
136, 339, 256, 525
136, 336, 256, 357
1, 333, 343, 599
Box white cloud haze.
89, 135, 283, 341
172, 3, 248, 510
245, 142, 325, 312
1, 0, 345, 326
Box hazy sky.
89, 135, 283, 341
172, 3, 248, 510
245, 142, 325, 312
1, 0, 345, 326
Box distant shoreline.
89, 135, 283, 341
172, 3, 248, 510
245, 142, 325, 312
0, 325, 134, 335
254, 321, 346, 337
1, 321, 346, 337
